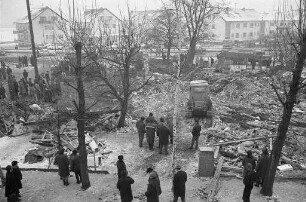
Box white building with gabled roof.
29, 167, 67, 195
14, 6, 65, 46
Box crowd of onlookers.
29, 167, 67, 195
0, 60, 61, 103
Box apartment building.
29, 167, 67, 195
14, 6, 64, 46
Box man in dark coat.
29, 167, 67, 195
173, 165, 187, 202
242, 150, 256, 178
136, 116, 146, 147
189, 119, 201, 150
22, 69, 28, 81
145, 168, 162, 202
156, 117, 172, 155
11, 161, 22, 198
255, 148, 270, 187
117, 170, 134, 202
70, 149, 82, 184
145, 113, 158, 151
5, 165, 19, 202
0, 83, 6, 99
117, 155, 127, 180
242, 163, 256, 202
54, 148, 70, 186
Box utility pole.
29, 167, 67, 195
26, 0, 39, 81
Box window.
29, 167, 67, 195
232, 23, 235, 28
231, 33, 234, 38
40, 16, 47, 22
113, 24, 116, 29
212, 24, 215, 29
243, 23, 247, 28
235, 33, 239, 38
243, 33, 246, 38
236, 23, 240, 28
250, 23, 253, 28
250, 32, 253, 37
51, 16, 57, 21
58, 35, 63, 39
270, 22, 275, 26
108, 16, 112, 20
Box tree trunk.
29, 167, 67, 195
117, 64, 130, 128
261, 38, 306, 196
167, 39, 171, 62
26, 0, 39, 81
184, 36, 197, 68
75, 42, 91, 190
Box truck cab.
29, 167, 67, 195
186, 80, 213, 118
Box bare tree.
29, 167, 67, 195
147, 6, 179, 62
80, 7, 151, 128
174, 0, 223, 68
261, 0, 306, 196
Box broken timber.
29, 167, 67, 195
214, 135, 277, 146
206, 156, 224, 202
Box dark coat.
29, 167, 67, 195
5, 171, 18, 198
156, 125, 172, 145
256, 154, 270, 179
117, 176, 135, 202
145, 116, 158, 125
23, 70, 28, 79
146, 125, 156, 144
54, 153, 70, 178
117, 160, 127, 179
173, 170, 187, 197
136, 120, 146, 134
12, 166, 22, 189
242, 156, 256, 170
192, 123, 201, 137
145, 171, 161, 202
70, 154, 81, 172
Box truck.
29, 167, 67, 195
186, 80, 213, 124
216, 49, 272, 72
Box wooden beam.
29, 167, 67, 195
214, 135, 277, 146
207, 156, 224, 202
214, 146, 220, 159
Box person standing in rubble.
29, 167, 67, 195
54, 148, 70, 186
242, 163, 256, 202
11, 161, 22, 199
136, 116, 146, 147
117, 155, 127, 180
0, 83, 6, 99
156, 117, 172, 155
145, 113, 158, 151
117, 170, 135, 202
145, 166, 162, 202
189, 119, 201, 150
172, 165, 187, 202
4, 165, 19, 202
242, 150, 256, 178
70, 149, 82, 184
255, 147, 270, 187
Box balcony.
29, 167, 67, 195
13, 30, 27, 34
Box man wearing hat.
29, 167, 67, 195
172, 165, 187, 202
255, 147, 270, 187
54, 148, 70, 186
12, 161, 22, 198
117, 155, 127, 180
5, 165, 19, 201
136, 116, 146, 147
145, 166, 162, 202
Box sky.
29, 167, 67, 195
0, 0, 291, 28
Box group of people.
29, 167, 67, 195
53, 148, 82, 186
241, 148, 271, 202
3, 161, 22, 202
136, 113, 173, 154
18, 56, 29, 67
0, 60, 61, 103
136, 113, 202, 154
116, 155, 187, 202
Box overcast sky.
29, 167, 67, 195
0, 0, 291, 27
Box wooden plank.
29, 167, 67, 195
207, 156, 224, 202
214, 135, 277, 146
214, 146, 220, 159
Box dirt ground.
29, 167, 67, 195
1, 132, 306, 202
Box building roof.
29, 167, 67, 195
221, 8, 264, 22
15, 6, 63, 24
84, 7, 120, 21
